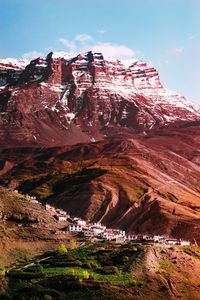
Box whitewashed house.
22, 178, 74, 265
100, 229, 113, 240
153, 235, 165, 242
57, 215, 67, 222
144, 235, 166, 243
100, 228, 125, 241
76, 219, 87, 227
178, 240, 190, 246
67, 224, 82, 232
92, 226, 105, 235
82, 223, 106, 237
165, 238, 178, 245
83, 230, 96, 237
114, 236, 126, 242
126, 234, 138, 241
143, 235, 154, 242
90, 223, 106, 235
112, 229, 126, 238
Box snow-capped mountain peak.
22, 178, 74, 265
0, 50, 199, 147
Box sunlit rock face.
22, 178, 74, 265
0, 51, 200, 148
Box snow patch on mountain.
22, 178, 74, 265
1, 50, 200, 137
0, 58, 28, 70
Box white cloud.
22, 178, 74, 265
173, 47, 183, 54
75, 34, 92, 43
91, 42, 136, 60
97, 29, 106, 34
22, 51, 44, 60
57, 37, 138, 62
58, 38, 76, 51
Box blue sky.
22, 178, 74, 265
0, 0, 199, 103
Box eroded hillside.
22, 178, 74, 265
1, 123, 200, 242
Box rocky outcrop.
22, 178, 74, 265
0, 51, 200, 148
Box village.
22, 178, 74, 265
2, 190, 192, 247
44, 203, 191, 246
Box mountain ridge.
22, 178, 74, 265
0, 51, 200, 148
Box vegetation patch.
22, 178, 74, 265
2, 242, 145, 299
183, 246, 200, 260
14, 168, 107, 199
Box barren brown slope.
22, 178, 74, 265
1, 122, 200, 242
135, 244, 200, 300
0, 186, 74, 268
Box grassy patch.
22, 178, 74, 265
4, 242, 145, 299
183, 246, 200, 260
157, 259, 181, 279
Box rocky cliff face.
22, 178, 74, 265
0, 51, 200, 148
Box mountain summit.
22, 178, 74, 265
1, 51, 200, 244
0, 51, 200, 148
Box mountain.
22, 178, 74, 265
0, 51, 200, 148
1, 51, 200, 243
1, 122, 200, 242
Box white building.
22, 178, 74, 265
100, 232, 113, 241
178, 240, 190, 246
114, 236, 126, 242
165, 238, 178, 245
58, 215, 67, 222
112, 229, 126, 238
142, 235, 154, 242
83, 230, 96, 237
81, 223, 106, 237
126, 234, 138, 241
153, 235, 165, 242
91, 226, 105, 235
143, 235, 166, 243
87, 223, 106, 235
76, 219, 87, 227
100, 228, 125, 241
67, 225, 82, 232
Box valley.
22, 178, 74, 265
1, 51, 200, 299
